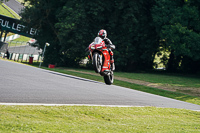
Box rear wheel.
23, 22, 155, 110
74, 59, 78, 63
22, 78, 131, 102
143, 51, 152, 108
104, 72, 114, 85
93, 52, 102, 73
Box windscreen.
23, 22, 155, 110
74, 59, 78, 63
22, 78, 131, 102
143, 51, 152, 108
93, 37, 103, 44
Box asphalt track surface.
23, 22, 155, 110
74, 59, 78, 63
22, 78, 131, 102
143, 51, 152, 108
2, 0, 200, 111
3, 0, 24, 15
0, 59, 200, 111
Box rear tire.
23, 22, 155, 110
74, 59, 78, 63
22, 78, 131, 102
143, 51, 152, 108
104, 72, 114, 85
93, 52, 101, 73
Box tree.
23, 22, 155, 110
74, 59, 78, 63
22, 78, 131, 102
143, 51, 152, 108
152, 0, 200, 72
98, 0, 157, 71
20, 0, 158, 71
21, 0, 65, 65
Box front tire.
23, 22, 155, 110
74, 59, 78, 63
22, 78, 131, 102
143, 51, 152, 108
104, 72, 114, 85
93, 52, 102, 73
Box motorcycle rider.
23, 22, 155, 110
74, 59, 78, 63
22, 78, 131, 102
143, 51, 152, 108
97, 29, 115, 71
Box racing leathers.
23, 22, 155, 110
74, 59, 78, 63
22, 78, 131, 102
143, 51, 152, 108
103, 38, 115, 71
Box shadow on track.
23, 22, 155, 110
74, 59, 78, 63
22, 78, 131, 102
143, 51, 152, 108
45, 71, 104, 85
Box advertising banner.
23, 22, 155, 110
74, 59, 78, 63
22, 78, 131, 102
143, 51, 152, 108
0, 14, 38, 38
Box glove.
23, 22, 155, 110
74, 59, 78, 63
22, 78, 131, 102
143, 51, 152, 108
106, 44, 110, 48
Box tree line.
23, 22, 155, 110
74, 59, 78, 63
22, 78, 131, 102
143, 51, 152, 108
20, 0, 200, 73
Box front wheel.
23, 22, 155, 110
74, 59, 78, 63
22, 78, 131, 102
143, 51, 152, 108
104, 72, 114, 85
93, 52, 102, 73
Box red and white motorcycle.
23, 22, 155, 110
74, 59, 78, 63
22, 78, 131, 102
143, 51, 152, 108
88, 37, 114, 85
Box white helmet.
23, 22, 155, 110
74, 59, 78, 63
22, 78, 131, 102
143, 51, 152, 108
98, 29, 107, 39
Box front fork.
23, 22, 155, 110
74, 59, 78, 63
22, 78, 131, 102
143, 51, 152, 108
89, 52, 102, 65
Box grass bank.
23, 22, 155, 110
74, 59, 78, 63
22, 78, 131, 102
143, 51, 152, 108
0, 105, 200, 132
0, 3, 20, 19
115, 71, 200, 88
0, 4, 15, 18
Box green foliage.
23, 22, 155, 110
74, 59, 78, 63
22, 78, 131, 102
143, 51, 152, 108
152, 0, 200, 72
20, 0, 200, 72
20, 0, 158, 71
20, 0, 65, 65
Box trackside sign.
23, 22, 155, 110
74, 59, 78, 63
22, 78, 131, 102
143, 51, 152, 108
0, 14, 38, 37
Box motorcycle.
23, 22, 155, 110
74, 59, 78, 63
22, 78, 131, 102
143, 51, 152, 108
87, 37, 114, 85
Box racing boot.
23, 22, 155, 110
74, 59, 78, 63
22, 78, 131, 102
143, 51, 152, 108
110, 59, 115, 71
88, 54, 91, 59
110, 51, 115, 71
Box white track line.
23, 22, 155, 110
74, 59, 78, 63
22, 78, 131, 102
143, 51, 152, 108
0, 102, 200, 112
0, 103, 141, 107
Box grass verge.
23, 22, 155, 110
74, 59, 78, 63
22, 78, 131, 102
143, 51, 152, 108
115, 71, 200, 88
0, 4, 15, 18
114, 80, 200, 105
13, 36, 30, 42
1, 3, 20, 19
0, 105, 200, 132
